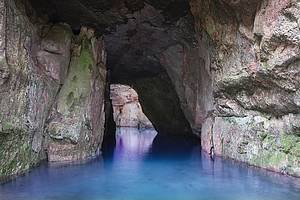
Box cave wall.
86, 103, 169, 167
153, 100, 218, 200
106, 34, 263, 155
25, 0, 206, 136
0, 0, 107, 180
190, 0, 300, 177
0, 0, 48, 180
46, 27, 107, 162
159, 32, 214, 136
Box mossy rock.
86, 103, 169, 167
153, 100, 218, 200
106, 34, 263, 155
0, 131, 34, 178
280, 134, 298, 154
57, 37, 95, 115
0, 122, 15, 133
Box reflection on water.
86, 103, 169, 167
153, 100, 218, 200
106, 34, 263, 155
114, 128, 157, 160
0, 128, 300, 200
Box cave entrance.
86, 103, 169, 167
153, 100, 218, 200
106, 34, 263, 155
27, 0, 208, 159
103, 83, 200, 158
109, 84, 157, 158
27, 0, 207, 137
110, 84, 154, 130
102, 84, 158, 160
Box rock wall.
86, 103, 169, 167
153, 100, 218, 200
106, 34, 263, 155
159, 31, 214, 136
110, 84, 153, 128
0, 0, 107, 180
190, 0, 300, 177
46, 28, 107, 162
0, 0, 56, 180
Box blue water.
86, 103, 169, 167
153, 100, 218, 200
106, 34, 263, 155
1, 128, 300, 200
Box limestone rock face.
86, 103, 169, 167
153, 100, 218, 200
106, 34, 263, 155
110, 84, 153, 128
46, 28, 107, 162
37, 24, 72, 84
0, 0, 107, 179
159, 39, 213, 136
0, 0, 72, 179
190, 0, 300, 176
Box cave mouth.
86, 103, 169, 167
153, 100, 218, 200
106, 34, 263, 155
27, 0, 205, 138
102, 83, 200, 157
0, 0, 212, 177
109, 84, 158, 157
110, 84, 155, 130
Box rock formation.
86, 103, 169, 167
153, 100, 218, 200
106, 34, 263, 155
191, 0, 300, 177
110, 84, 153, 128
0, 0, 299, 180
0, 0, 56, 179
46, 28, 107, 162
0, 0, 107, 180
28, 0, 194, 136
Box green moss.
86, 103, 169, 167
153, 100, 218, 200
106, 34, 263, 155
258, 131, 268, 142
223, 117, 235, 123
280, 134, 298, 154
1, 122, 15, 133
0, 132, 33, 177
250, 132, 300, 176
251, 150, 287, 169
268, 152, 286, 166
291, 142, 300, 157
261, 134, 276, 150
66, 92, 74, 106
57, 38, 94, 114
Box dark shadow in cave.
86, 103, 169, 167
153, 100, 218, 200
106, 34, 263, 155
101, 70, 116, 159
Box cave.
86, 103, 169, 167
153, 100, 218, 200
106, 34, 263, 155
27, 0, 212, 137
1, 0, 300, 192
23, 0, 211, 159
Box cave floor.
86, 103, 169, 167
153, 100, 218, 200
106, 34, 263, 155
1, 128, 300, 200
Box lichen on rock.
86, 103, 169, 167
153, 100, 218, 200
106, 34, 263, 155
209, 115, 300, 176
191, 0, 300, 177
0, 0, 106, 180
0, 0, 67, 180
46, 27, 107, 162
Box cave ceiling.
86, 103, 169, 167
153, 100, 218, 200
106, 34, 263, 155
28, 0, 196, 83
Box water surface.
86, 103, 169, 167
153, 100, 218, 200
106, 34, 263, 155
1, 128, 300, 200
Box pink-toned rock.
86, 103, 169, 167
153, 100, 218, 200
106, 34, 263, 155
45, 27, 107, 162
37, 24, 72, 83
110, 84, 153, 128
190, 0, 300, 177
0, 0, 73, 178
